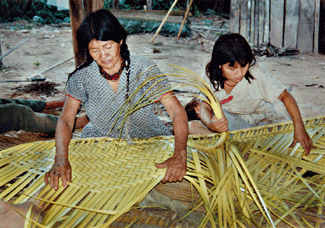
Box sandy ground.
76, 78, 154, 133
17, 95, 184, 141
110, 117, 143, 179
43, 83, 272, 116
0, 21, 325, 119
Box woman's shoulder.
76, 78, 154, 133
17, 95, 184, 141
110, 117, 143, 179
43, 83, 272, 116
68, 61, 97, 81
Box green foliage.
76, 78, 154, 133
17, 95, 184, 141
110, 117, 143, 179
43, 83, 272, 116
33, 60, 41, 68
0, 0, 191, 37
190, 4, 201, 17
151, 0, 171, 11
0, 0, 26, 23
0, 0, 70, 24
104, 0, 133, 10
119, 19, 191, 37
104, 0, 182, 11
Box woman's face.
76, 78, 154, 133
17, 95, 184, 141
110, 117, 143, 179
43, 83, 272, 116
220, 62, 249, 84
88, 39, 123, 74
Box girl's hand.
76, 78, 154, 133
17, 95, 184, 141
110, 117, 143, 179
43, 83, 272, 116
44, 158, 72, 191
209, 116, 229, 133
291, 125, 314, 156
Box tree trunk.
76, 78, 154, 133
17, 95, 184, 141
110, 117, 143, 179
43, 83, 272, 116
69, 0, 104, 67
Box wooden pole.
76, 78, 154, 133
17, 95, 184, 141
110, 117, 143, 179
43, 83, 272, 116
151, 0, 179, 43
146, 0, 152, 10
113, 0, 119, 9
93, 0, 104, 11
0, 39, 2, 69
69, 0, 104, 67
314, 0, 320, 53
0, 38, 30, 60
69, 0, 87, 67
176, 0, 194, 39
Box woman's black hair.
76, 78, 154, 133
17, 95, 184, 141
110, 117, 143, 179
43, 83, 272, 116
206, 33, 256, 91
68, 9, 130, 77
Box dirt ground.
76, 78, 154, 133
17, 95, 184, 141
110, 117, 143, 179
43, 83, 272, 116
0, 19, 325, 120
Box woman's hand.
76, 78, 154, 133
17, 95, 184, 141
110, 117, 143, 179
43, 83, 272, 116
44, 158, 72, 191
155, 149, 187, 183
159, 91, 188, 183
44, 96, 80, 190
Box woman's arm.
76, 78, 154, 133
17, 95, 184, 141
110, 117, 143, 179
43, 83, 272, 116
44, 96, 81, 190
278, 90, 313, 155
199, 101, 228, 133
155, 91, 188, 183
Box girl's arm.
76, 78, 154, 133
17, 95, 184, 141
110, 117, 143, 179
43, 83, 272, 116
199, 101, 228, 133
44, 96, 81, 190
155, 91, 188, 183
278, 90, 313, 155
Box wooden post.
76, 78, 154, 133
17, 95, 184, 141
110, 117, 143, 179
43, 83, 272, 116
264, 0, 270, 44
176, 0, 194, 39
0, 39, 2, 69
230, 0, 240, 33
270, 0, 284, 47
239, 0, 249, 41
249, 0, 255, 44
69, 0, 88, 67
257, 0, 265, 45
113, 0, 119, 9
146, 0, 152, 10
284, 0, 299, 48
93, 0, 105, 11
69, 0, 104, 67
298, 0, 316, 53
151, 0, 179, 43
314, 0, 320, 53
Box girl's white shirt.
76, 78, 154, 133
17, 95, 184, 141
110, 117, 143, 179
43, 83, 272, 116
200, 63, 289, 125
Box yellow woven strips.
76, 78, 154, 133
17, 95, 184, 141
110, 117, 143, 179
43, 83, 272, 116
225, 117, 325, 226
1, 115, 325, 226
0, 137, 174, 227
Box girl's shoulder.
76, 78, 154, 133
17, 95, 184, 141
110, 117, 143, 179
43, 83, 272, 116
250, 64, 276, 81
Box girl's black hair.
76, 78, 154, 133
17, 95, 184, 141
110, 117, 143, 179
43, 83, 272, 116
185, 98, 201, 121
206, 33, 256, 91
68, 9, 130, 78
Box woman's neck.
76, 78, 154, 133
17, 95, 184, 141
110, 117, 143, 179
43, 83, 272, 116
102, 57, 123, 74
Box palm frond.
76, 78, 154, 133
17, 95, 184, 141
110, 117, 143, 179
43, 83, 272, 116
0, 66, 325, 227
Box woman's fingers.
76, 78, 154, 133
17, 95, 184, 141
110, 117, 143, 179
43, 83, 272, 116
45, 159, 72, 190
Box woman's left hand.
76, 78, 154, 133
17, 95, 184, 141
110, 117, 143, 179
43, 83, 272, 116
155, 149, 187, 183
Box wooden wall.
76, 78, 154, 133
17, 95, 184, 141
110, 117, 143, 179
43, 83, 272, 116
230, 0, 320, 53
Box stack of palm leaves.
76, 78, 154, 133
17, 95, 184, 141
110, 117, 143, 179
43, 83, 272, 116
0, 65, 325, 227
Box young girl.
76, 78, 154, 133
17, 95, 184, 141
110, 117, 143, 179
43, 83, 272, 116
187, 33, 313, 155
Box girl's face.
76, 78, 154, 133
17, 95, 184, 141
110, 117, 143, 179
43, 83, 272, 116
220, 62, 249, 84
88, 39, 123, 74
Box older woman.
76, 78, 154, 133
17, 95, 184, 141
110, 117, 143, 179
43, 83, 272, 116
44, 9, 189, 190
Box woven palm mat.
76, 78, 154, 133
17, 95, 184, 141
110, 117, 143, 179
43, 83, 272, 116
1, 116, 325, 227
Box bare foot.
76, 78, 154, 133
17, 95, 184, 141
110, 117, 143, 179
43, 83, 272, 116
44, 96, 67, 110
